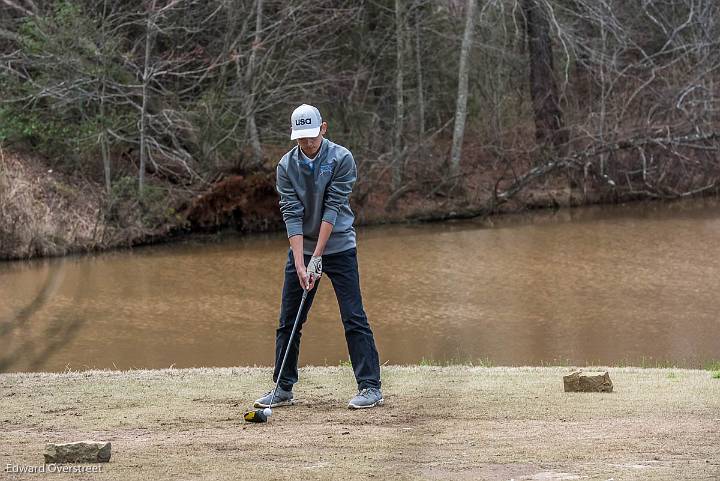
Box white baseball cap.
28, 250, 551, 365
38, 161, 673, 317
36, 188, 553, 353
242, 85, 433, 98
290, 104, 322, 140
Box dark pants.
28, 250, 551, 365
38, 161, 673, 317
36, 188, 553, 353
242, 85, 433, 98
273, 247, 381, 391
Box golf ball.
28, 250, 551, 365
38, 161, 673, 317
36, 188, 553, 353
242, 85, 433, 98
263, 408, 272, 417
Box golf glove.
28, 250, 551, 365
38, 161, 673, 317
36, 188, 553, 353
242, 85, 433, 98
307, 255, 322, 282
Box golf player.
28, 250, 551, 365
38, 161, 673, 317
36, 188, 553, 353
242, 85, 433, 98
254, 104, 384, 409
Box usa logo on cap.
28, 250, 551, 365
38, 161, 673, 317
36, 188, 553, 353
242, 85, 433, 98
290, 104, 322, 140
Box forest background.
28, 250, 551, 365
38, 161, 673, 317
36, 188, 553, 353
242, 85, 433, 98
1, 0, 718, 259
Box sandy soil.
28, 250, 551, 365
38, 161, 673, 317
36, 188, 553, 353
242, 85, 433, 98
1, 366, 719, 480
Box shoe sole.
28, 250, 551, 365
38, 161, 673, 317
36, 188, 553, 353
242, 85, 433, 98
347, 398, 384, 409
253, 399, 295, 408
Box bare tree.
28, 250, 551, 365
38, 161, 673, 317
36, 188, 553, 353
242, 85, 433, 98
138, 0, 157, 194
1, 0, 36, 17
521, 0, 566, 153
2, 0, 719, 237
393, 0, 405, 190
244, 0, 264, 170
449, 0, 477, 178
414, 1, 425, 142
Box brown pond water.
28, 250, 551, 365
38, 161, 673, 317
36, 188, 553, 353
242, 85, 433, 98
2, 199, 720, 373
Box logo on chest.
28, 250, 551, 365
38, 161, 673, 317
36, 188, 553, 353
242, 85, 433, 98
319, 159, 335, 176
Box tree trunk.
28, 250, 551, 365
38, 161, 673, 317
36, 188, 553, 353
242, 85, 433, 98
245, 0, 264, 170
522, 0, 567, 152
415, 4, 425, 142
449, 0, 477, 178
139, 0, 156, 194
100, 81, 111, 195
100, 0, 111, 195
393, 0, 405, 191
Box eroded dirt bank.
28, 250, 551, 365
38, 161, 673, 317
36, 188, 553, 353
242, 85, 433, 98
4, 148, 692, 261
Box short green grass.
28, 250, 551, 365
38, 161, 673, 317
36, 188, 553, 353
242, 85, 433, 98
703, 360, 720, 379
704, 360, 720, 371
340, 357, 720, 372
416, 357, 495, 367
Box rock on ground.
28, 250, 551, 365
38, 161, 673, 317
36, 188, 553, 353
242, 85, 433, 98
563, 370, 613, 392
44, 440, 111, 463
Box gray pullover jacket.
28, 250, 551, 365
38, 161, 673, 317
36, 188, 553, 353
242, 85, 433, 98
276, 138, 357, 255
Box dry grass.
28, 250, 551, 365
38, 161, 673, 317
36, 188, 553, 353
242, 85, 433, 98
0, 148, 106, 259
0, 148, 187, 260
1, 365, 719, 480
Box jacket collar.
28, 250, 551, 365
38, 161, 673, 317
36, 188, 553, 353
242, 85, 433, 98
294, 138, 328, 165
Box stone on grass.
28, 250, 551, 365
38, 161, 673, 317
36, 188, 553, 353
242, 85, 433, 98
44, 441, 111, 463
563, 370, 613, 393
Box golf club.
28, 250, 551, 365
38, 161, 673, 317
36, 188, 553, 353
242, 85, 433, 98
244, 284, 310, 423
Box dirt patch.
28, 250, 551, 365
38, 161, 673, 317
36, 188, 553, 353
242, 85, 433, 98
184, 172, 282, 232
1, 366, 719, 480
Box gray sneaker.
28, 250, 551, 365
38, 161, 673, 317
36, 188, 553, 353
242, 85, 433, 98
253, 386, 294, 408
348, 388, 384, 409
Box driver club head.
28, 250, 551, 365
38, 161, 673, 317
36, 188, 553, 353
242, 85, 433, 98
243, 409, 268, 423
